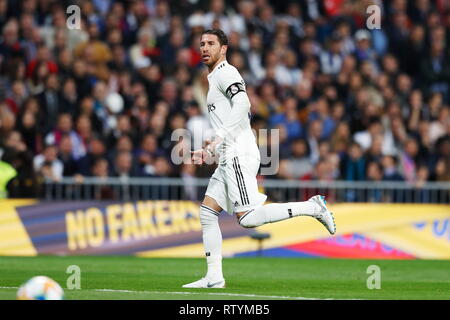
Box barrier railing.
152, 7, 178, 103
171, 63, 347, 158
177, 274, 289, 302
41, 177, 450, 204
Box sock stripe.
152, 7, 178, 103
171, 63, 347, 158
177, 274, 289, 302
200, 204, 220, 216
238, 209, 254, 224
201, 205, 220, 216
232, 158, 246, 206
233, 157, 249, 205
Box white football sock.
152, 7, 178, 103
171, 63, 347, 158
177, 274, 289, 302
238, 201, 319, 228
200, 204, 224, 281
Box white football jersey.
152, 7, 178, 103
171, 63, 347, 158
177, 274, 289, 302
206, 60, 259, 164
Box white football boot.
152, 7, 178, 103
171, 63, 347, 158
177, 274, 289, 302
308, 195, 336, 235
182, 277, 226, 289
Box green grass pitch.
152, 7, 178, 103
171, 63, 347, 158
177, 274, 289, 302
0, 256, 449, 300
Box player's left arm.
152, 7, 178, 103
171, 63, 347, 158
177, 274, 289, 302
207, 69, 251, 155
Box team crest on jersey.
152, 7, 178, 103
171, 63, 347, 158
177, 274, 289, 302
207, 103, 216, 112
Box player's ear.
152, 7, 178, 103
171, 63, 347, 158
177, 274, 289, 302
220, 45, 227, 56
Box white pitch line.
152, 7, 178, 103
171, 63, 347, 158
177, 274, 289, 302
94, 289, 327, 300
1, 286, 344, 300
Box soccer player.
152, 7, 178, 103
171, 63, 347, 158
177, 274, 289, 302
182, 29, 336, 288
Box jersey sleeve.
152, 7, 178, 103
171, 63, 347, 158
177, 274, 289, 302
216, 67, 246, 100
215, 66, 251, 140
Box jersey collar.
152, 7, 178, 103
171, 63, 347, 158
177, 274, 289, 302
207, 60, 228, 78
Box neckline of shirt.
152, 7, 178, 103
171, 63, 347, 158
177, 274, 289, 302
207, 60, 228, 78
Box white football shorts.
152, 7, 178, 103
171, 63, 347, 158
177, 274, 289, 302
205, 154, 267, 215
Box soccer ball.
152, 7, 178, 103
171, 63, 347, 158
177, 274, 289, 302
17, 276, 64, 300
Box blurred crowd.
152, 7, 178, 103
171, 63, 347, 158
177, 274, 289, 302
0, 0, 450, 198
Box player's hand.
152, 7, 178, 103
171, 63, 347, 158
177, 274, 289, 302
191, 149, 207, 165
205, 137, 223, 157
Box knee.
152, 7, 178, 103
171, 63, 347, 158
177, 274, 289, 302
200, 204, 220, 224
237, 210, 257, 228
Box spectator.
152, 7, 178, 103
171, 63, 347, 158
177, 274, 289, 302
0, 0, 447, 202
16, 107, 41, 153
400, 24, 426, 76
77, 136, 107, 176
59, 78, 78, 116
341, 142, 366, 181
308, 97, 335, 139
203, 0, 232, 35
57, 134, 78, 176
113, 150, 137, 178
26, 44, 58, 80
38, 73, 61, 132
300, 158, 335, 200
278, 138, 313, 179
270, 96, 304, 142
33, 144, 63, 182
247, 32, 265, 82
330, 121, 350, 154
429, 107, 449, 145
353, 117, 394, 154
353, 29, 378, 70
4, 80, 27, 115
366, 161, 384, 202
45, 113, 86, 160
382, 155, 404, 181
320, 33, 344, 75
301, 158, 333, 182
90, 158, 114, 199
399, 138, 420, 183
334, 20, 354, 55
433, 158, 450, 182
74, 22, 112, 81
129, 28, 156, 69
152, 155, 173, 177
135, 133, 162, 176
420, 41, 450, 100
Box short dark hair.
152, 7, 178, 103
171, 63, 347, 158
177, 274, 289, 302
202, 29, 228, 46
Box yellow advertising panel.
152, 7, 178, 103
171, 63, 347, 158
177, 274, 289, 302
1, 200, 449, 259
